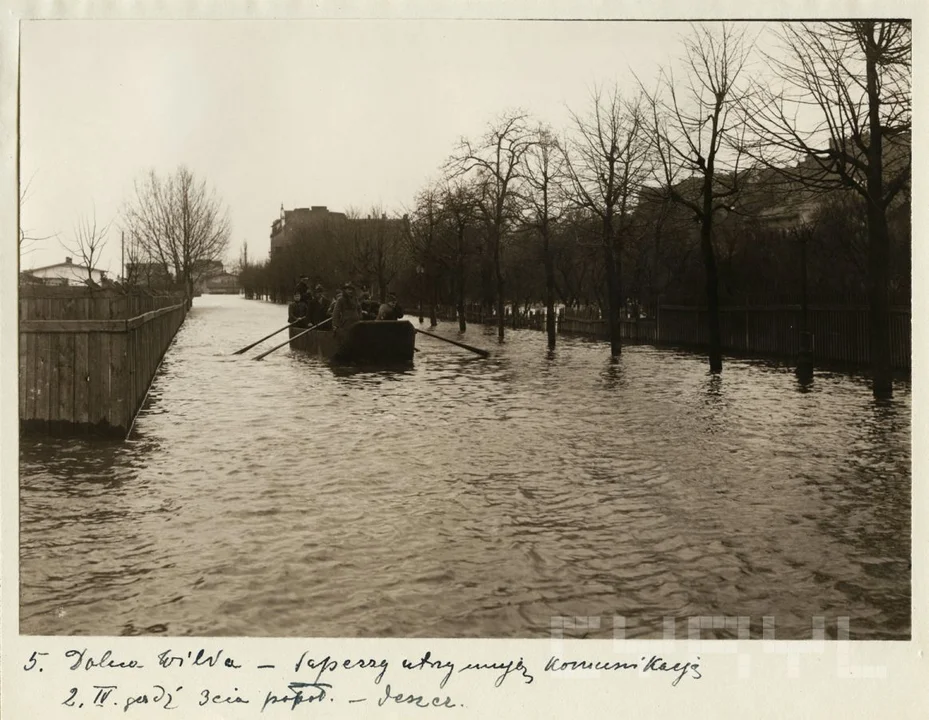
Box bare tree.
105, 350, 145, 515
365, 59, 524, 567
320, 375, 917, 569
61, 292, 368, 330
365, 207, 405, 302
122, 166, 231, 303
641, 22, 753, 373
234, 240, 250, 275
447, 111, 534, 341
438, 180, 479, 332
405, 186, 444, 325
520, 124, 569, 348
564, 86, 650, 358
60, 206, 112, 287
741, 20, 911, 397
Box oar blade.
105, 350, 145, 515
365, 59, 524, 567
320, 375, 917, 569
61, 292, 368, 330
252, 317, 331, 361
415, 328, 489, 358
231, 316, 307, 355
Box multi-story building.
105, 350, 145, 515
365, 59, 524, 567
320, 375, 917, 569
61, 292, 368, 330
269, 206, 349, 255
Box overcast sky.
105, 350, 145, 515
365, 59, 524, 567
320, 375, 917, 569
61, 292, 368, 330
19, 19, 779, 275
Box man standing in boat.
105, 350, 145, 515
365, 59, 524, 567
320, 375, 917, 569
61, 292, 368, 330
295, 275, 310, 302
331, 282, 362, 337
311, 284, 329, 325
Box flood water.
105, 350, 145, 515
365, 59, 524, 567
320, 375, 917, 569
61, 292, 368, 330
19, 295, 911, 639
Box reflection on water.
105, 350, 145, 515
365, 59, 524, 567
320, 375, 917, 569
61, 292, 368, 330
20, 295, 911, 639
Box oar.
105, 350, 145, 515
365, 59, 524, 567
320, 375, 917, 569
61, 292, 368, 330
233, 315, 307, 355
415, 328, 489, 358
254, 317, 332, 361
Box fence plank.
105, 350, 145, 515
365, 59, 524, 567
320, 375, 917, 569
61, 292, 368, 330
24, 333, 36, 421
19, 332, 27, 420
58, 333, 75, 425
34, 333, 50, 424
47, 333, 59, 426
74, 333, 90, 425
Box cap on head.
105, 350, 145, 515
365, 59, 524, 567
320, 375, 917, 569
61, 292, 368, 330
314, 284, 324, 292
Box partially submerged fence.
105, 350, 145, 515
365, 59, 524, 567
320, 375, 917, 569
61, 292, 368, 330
560, 302, 910, 370
19, 286, 188, 437
431, 303, 548, 330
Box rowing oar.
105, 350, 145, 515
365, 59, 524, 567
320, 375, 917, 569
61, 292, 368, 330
232, 315, 308, 355
254, 317, 332, 361
415, 328, 489, 358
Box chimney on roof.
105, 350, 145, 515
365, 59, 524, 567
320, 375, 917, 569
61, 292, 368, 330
65, 257, 72, 264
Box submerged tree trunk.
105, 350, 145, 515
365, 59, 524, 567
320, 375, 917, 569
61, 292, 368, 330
700, 214, 723, 373
544, 232, 556, 349
456, 230, 467, 332
603, 218, 621, 358
865, 35, 893, 398
867, 200, 892, 397
494, 230, 505, 341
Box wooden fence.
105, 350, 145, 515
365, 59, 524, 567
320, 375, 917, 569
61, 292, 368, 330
19, 286, 189, 437
558, 305, 658, 343
560, 303, 911, 370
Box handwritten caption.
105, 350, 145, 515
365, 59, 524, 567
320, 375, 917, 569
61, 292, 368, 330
20, 645, 702, 713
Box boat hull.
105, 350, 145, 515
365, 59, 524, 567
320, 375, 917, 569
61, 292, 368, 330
289, 320, 416, 365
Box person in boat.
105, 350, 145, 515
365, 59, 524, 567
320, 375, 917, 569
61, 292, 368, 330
288, 290, 310, 328
310, 284, 330, 325
295, 275, 310, 301
331, 282, 362, 336
359, 286, 379, 320
376, 292, 404, 321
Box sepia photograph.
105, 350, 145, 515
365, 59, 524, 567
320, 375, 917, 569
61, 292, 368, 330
16, 13, 911, 648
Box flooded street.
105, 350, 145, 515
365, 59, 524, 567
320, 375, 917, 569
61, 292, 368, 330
19, 294, 911, 639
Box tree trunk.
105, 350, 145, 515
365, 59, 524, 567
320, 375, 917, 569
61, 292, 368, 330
544, 232, 556, 349
867, 200, 892, 397
700, 216, 723, 373
494, 229, 505, 341
430, 279, 438, 327
457, 232, 467, 332
603, 218, 621, 358
865, 25, 893, 398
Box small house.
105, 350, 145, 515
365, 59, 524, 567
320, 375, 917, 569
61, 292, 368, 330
25, 257, 107, 287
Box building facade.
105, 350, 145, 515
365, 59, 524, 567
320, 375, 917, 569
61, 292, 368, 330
270, 206, 349, 255
203, 271, 240, 294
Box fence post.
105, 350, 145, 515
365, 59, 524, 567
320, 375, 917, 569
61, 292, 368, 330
656, 296, 661, 344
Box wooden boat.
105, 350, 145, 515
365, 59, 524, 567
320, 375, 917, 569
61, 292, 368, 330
288, 320, 416, 365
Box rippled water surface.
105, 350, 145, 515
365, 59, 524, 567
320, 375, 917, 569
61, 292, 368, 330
20, 295, 911, 639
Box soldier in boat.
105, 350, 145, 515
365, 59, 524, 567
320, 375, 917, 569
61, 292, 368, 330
359, 286, 380, 320
286, 275, 309, 325
310, 284, 329, 325
331, 281, 362, 337
295, 275, 310, 301
376, 292, 404, 321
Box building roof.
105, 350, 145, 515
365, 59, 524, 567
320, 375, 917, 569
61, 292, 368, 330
27, 257, 103, 273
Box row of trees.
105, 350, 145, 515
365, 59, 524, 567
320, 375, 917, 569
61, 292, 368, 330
241, 21, 909, 398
